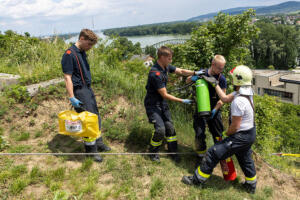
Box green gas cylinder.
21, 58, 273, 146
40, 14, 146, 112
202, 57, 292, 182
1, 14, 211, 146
195, 78, 211, 117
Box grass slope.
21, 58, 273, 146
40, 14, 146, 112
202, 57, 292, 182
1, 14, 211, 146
0, 82, 299, 200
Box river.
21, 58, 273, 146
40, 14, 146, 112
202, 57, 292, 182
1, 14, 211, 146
65, 31, 190, 48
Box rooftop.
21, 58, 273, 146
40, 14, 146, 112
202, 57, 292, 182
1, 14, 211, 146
252, 69, 291, 77
280, 74, 300, 84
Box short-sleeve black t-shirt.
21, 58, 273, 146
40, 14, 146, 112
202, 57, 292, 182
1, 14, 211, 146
204, 69, 227, 107
61, 44, 92, 87
144, 63, 176, 108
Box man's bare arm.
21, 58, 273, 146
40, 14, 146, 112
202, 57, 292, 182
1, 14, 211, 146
64, 74, 74, 98
157, 87, 184, 103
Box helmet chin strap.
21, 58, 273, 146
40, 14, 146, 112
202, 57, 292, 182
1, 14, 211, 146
233, 85, 240, 91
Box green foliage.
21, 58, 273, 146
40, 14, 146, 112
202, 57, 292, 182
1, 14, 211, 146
12, 131, 30, 141
3, 85, 30, 104
124, 59, 145, 75
0, 30, 67, 85
103, 21, 201, 36
183, 9, 259, 73
252, 21, 300, 69
9, 178, 29, 194
0, 99, 8, 119
145, 45, 157, 58
8, 145, 32, 153
30, 166, 43, 184
150, 178, 164, 198
275, 102, 300, 153
80, 158, 94, 172
251, 95, 300, 155
10, 165, 28, 178
48, 167, 66, 181
254, 95, 282, 153
53, 190, 70, 200
103, 36, 142, 62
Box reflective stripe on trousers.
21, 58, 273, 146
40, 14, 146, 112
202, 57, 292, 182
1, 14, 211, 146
83, 134, 101, 145
195, 166, 210, 182
245, 175, 257, 184
151, 140, 162, 147
166, 136, 177, 142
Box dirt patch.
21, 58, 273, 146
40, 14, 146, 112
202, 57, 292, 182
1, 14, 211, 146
103, 96, 131, 122
253, 153, 300, 200
96, 173, 114, 191
23, 184, 48, 199
14, 156, 48, 172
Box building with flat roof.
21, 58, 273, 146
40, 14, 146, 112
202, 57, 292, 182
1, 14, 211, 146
252, 69, 300, 105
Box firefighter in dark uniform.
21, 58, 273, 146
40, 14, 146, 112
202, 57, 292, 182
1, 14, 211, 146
188, 55, 227, 158
145, 46, 203, 162
182, 65, 257, 194
61, 29, 110, 163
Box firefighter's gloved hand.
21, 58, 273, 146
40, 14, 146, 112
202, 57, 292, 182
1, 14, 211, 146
210, 109, 217, 119
203, 75, 219, 87
69, 97, 82, 108
182, 99, 192, 104
191, 75, 199, 82
194, 70, 205, 76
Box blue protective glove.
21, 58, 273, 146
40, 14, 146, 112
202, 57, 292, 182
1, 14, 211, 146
69, 97, 83, 108
182, 99, 192, 104
191, 75, 199, 82
210, 109, 217, 119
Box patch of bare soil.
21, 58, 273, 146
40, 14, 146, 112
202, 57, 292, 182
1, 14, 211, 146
253, 153, 299, 200
102, 96, 131, 121
210, 153, 299, 200
22, 184, 48, 199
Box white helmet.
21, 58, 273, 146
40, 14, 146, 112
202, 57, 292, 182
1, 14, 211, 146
229, 65, 253, 86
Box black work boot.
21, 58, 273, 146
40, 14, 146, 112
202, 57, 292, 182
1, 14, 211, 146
149, 154, 160, 162
96, 137, 111, 152
181, 176, 204, 186
167, 141, 181, 163
149, 145, 160, 162
242, 182, 256, 194
84, 144, 103, 163
170, 154, 181, 163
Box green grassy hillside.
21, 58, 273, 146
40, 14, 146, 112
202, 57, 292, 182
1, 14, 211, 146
0, 30, 299, 199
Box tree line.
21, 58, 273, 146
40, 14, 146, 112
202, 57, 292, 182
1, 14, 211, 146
103, 22, 201, 36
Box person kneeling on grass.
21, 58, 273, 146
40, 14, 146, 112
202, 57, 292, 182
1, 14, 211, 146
182, 65, 257, 194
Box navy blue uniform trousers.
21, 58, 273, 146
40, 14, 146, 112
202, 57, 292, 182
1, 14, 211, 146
200, 127, 256, 179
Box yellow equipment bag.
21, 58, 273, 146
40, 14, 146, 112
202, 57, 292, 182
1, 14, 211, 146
58, 110, 101, 138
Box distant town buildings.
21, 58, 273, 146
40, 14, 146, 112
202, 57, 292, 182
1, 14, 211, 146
258, 13, 300, 25
252, 68, 300, 105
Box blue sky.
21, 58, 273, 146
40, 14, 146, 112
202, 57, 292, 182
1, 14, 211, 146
0, 0, 293, 36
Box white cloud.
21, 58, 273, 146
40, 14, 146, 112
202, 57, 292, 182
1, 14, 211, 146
0, 0, 291, 36
0, 0, 114, 19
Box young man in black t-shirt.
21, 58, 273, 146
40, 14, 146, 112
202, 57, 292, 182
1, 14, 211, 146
188, 55, 227, 159
61, 29, 110, 163
144, 46, 202, 162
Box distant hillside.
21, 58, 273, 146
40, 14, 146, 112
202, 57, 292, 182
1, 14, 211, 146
103, 21, 201, 36
188, 1, 300, 21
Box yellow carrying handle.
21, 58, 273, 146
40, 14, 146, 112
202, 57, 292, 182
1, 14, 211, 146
271, 153, 300, 158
